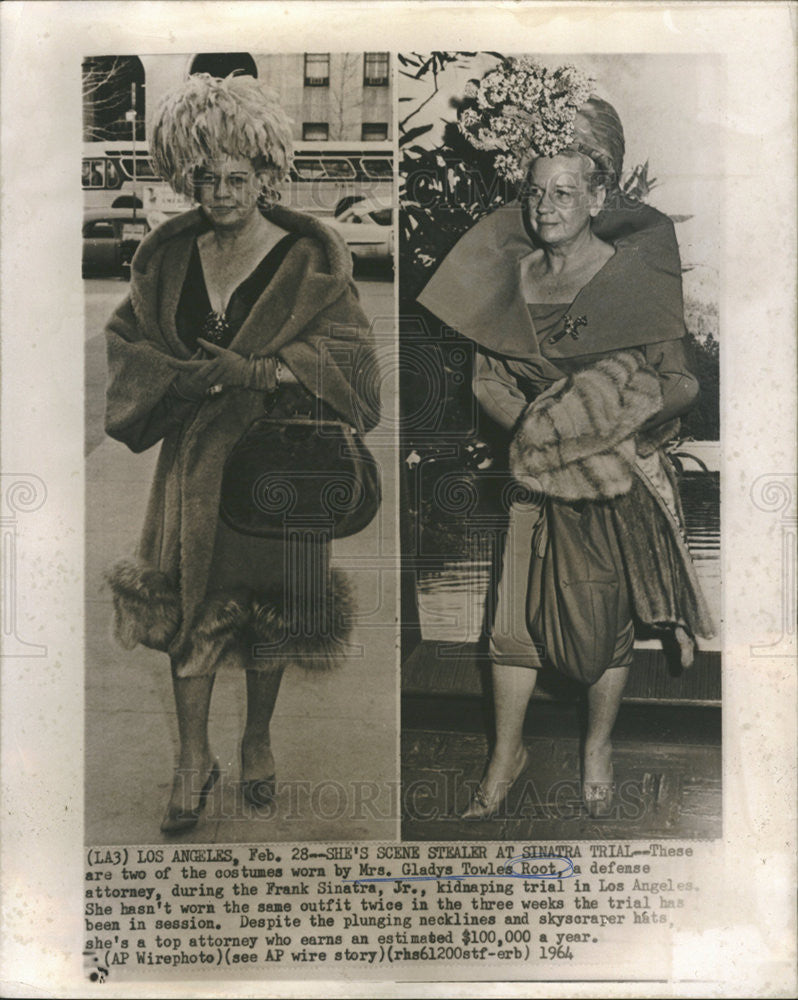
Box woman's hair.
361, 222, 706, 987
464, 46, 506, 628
522, 97, 625, 200
534, 148, 607, 196
150, 73, 293, 196
571, 97, 625, 190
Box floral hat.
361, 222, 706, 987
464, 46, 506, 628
458, 57, 622, 183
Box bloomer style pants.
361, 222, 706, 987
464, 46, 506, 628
488, 499, 635, 679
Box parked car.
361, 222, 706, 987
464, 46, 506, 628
326, 198, 393, 266
82, 208, 150, 278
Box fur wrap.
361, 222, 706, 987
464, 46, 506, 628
103, 206, 379, 675
509, 350, 664, 501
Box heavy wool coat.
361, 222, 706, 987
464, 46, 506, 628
104, 206, 380, 676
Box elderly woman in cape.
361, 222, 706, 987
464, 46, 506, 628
104, 74, 378, 834
418, 60, 714, 819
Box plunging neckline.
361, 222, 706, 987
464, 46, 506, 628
198, 232, 295, 319
175, 231, 301, 354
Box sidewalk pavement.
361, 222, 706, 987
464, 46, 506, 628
85, 385, 399, 846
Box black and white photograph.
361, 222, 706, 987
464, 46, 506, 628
83, 51, 397, 844
399, 52, 722, 840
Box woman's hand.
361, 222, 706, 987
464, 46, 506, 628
196, 339, 251, 388
275, 358, 298, 385
171, 359, 220, 400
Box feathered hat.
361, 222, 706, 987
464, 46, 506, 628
150, 73, 294, 196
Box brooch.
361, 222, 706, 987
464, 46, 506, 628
203, 310, 230, 345
550, 314, 588, 345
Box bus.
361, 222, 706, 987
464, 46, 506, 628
82, 140, 393, 223
288, 141, 393, 217
82, 140, 192, 220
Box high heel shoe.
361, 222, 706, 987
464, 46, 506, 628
241, 747, 276, 808
583, 765, 615, 819
461, 747, 530, 820
242, 776, 276, 807
583, 778, 615, 818
160, 760, 220, 835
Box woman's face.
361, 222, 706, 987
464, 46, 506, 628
193, 155, 262, 231
525, 154, 603, 248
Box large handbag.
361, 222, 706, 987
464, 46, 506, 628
219, 403, 381, 539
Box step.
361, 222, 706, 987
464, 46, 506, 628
403, 640, 721, 707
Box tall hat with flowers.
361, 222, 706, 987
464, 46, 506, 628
419, 58, 684, 360
458, 57, 625, 185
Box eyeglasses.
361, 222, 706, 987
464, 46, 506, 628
525, 184, 581, 209
192, 170, 256, 192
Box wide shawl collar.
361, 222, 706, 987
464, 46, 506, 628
417, 200, 687, 367
105, 206, 376, 664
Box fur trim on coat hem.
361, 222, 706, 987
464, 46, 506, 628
105, 559, 180, 651
105, 559, 354, 675
175, 571, 355, 677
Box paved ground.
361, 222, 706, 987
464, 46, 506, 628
401, 701, 722, 841
84, 273, 399, 845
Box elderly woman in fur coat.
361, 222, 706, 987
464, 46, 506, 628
104, 74, 379, 834
419, 62, 714, 819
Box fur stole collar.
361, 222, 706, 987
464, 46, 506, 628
133, 204, 353, 279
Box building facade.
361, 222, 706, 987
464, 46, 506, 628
83, 52, 392, 144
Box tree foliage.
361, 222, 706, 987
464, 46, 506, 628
82, 55, 145, 142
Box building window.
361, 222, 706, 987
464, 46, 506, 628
361, 122, 388, 142
82, 55, 146, 142
363, 52, 389, 87
304, 53, 330, 87
302, 122, 329, 141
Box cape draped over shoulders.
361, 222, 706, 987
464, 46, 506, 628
416, 200, 687, 364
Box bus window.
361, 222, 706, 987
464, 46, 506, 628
293, 158, 326, 179
83, 219, 116, 238
105, 160, 122, 189
321, 159, 357, 179
82, 159, 106, 188
120, 156, 159, 181
360, 158, 393, 179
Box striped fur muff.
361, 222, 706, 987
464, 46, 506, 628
509, 350, 664, 501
